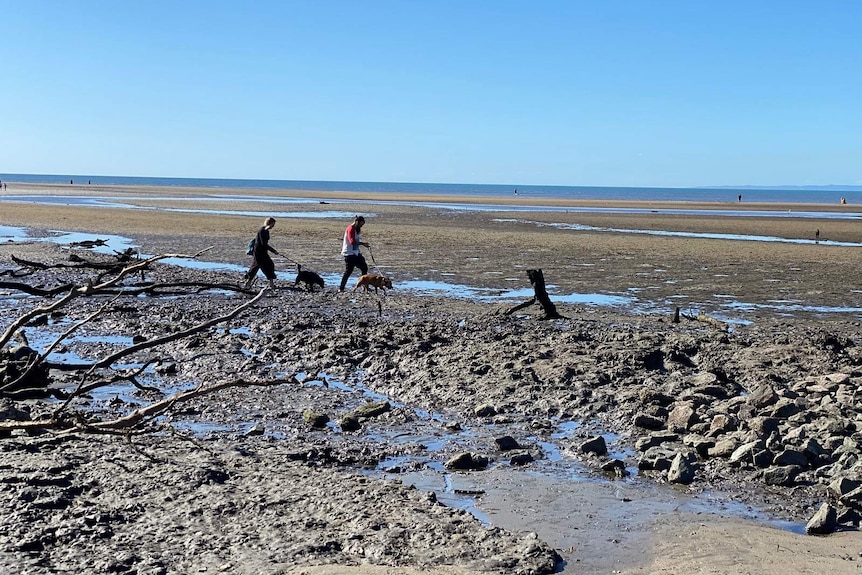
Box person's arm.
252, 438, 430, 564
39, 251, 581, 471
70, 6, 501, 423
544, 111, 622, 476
346, 225, 358, 249
258, 228, 278, 254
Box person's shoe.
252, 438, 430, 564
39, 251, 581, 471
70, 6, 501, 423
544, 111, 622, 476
244, 277, 255, 290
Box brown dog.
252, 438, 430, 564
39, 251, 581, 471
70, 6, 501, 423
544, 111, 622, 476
353, 274, 393, 294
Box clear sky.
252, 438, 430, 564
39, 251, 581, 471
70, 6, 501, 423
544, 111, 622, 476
1, 1, 860, 187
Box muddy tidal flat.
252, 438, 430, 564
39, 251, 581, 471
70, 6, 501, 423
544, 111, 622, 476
1, 183, 861, 575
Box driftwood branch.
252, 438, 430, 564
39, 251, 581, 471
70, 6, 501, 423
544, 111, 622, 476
76, 358, 165, 395
0, 281, 76, 296
84, 376, 299, 433
0, 376, 299, 434
676, 307, 729, 332
0, 294, 122, 392
53, 288, 268, 413
77, 246, 215, 295
0, 290, 78, 349
89, 288, 264, 372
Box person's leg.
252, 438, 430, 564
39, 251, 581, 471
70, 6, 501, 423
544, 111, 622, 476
244, 265, 259, 289
339, 256, 356, 291
261, 257, 277, 290
357, 254, 368, 276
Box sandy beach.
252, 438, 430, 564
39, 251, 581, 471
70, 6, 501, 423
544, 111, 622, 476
1, 183, 861, 574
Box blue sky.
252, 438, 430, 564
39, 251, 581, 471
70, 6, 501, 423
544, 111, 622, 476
2, 1, 860, 187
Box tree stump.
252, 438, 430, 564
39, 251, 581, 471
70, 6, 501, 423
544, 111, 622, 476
505, 269, 563, 320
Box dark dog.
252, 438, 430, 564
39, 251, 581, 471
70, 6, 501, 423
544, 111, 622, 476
353, 274, 393, 294
294, 264, 324, 292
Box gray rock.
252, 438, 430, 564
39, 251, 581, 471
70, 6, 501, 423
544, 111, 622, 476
707, 438, 739, 458
773, 449, 808, 468
601, 459, 628, 477
579, 436, 608, 456
303, 410, 329, 428
668, 452, 696, 484
747, 416, 779, 437
827, 477, 861, 499
339, 414, 361, 432
770, 399, 801, 419
710, 413, 737, 434
495, 435, 521, 451
752, 449, 774, 468
632, 412, 665, 430
762, 465, 800, 486
805, 502, 837, 535
839, 486, 862, 509
638, 446, 677, 471
729, 440, 764, 466
667, 403, 697, 431
635, 431, 679, 452
353, 401, 391, 419
509, 453, 534, 466
445, 452, 489, 471
836, 508, 862, 527
691, 372, 719, 387
474, 403, 497, 417
748, 384, 778, 408
683, 434, 716, 457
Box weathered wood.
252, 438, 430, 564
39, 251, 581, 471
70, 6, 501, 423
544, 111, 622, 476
527, 269, 563, 319
695, 312, 729, 332
504, 269, 564, 319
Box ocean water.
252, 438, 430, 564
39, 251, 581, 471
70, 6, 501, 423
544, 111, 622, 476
1, 173, 860, 205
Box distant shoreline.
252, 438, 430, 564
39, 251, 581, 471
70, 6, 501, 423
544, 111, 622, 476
0, 174, 858, 205
1, 181, 858, 214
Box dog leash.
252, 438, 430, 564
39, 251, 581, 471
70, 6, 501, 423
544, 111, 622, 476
366, 246, 384, 276
278, 253, 298, 266
278, 254, 326, 277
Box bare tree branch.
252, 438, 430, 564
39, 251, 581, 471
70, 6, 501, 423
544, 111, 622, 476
0, 375, 299, 434
0, 289, 78, 349
54, 288, 268, 413
0, 293, 122, 392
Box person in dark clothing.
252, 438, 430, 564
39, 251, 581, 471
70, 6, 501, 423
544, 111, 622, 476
244, 217, 280, 290
339, 215, 370, 292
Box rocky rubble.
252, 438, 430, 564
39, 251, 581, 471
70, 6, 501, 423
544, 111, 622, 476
1, 254, 861, 573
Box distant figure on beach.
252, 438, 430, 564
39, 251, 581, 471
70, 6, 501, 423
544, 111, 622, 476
244, 217, 281, 291
815, 229, 820, 243
88, 180, 91, 185
841, 197, 847, 205
70, 179, 73, 184
339, 215, 370, 292
514, 188, 518, 196
738, 194, 742, 202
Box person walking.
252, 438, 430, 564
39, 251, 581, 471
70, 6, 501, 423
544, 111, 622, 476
339, 215, 370, 292
244, 217, 281, 290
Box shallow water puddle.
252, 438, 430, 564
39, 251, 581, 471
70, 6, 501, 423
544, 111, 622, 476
506, 217, 862, 246
274, 371, 808, 542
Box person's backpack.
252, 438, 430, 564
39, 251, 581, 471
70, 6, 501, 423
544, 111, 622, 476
245, 238, 256, 255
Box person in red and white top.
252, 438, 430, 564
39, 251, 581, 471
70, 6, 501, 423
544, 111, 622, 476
339, 215, 370, 292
